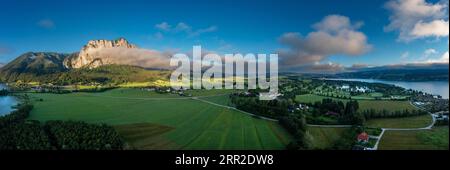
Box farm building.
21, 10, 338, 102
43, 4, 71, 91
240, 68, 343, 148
357, 132, 369, 143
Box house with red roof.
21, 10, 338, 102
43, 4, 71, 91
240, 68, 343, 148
357, 132, 369, 143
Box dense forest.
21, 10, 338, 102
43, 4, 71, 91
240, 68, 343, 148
230, 93, 291, 119
0, 104, 124, 150
279, 113, 311, 149
310, 99, 365, 125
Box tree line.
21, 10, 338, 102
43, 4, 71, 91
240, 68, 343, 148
360, 109, 427, 119
230, 94, 291, 119
310, 99, 364, 125
0, 104, 124, 150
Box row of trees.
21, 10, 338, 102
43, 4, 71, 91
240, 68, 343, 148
230, 94, 291, 119
279, 113, 311, 150
360, 109, 427, 119
0, 104, 125, 150
310, 99, 364, 125
0, 104, 33, 129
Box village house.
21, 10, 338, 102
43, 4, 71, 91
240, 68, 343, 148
357, 132, 369, 143
433, 111, 449, 121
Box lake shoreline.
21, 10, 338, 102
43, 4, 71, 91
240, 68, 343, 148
0, 83, 19, 116
325, 78, 449, 99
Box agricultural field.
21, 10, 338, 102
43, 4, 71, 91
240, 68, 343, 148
365, 114, 432, 129
26, 89, 292, 150
295, 94, 417, 112
379, 126, 449, 150
198, 94, 233, 106
307, 127, 348, 149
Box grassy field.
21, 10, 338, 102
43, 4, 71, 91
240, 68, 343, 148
379, 126, 449, 150
365, 114, 432, 129
199, 94, 233, 106
295, 94, 417, 112
27, 88, 292, 150
307, 127, 348, 149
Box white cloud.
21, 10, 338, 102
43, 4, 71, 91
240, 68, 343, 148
175, 22, 191, 32
384, 0, 449, 42
154, 22, 217, 38
87, 47, 172, 69
423, 48, 438, 58
278, 15, 371, 68
400, 52, 410, 59
155, 22, 171, 31
411, 19, 449, 37
415, 50, 449, 63
430, 51, 449, 63
153, 32, 164, 40
188, 26, 217, 37
37, 19, 55, 29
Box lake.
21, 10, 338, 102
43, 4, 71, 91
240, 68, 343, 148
0, 83, 18, 116
327, 78, 449, 99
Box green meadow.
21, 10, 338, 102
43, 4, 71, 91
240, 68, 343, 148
307, 127, 349, 149
27, 88, 292, 150
379, 126, 449, 150
365, 114, 432, 129
295, 94, 417, 112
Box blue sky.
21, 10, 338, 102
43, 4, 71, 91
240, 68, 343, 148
0, 0, 448, 72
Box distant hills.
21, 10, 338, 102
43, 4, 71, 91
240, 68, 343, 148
0, 52, 70, 82
331, 63, 449, 81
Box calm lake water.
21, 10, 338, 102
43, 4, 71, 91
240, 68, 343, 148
0, 83, 18, 116
327, 78, 449, 99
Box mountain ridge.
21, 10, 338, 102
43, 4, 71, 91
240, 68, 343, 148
0, 38, 173, 83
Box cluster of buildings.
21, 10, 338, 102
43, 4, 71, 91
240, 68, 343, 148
433, 111, 449, 121
338, 85, 372, 93
141, 87, 192, 97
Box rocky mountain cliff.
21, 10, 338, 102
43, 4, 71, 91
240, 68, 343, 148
64, 38, 138, 69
